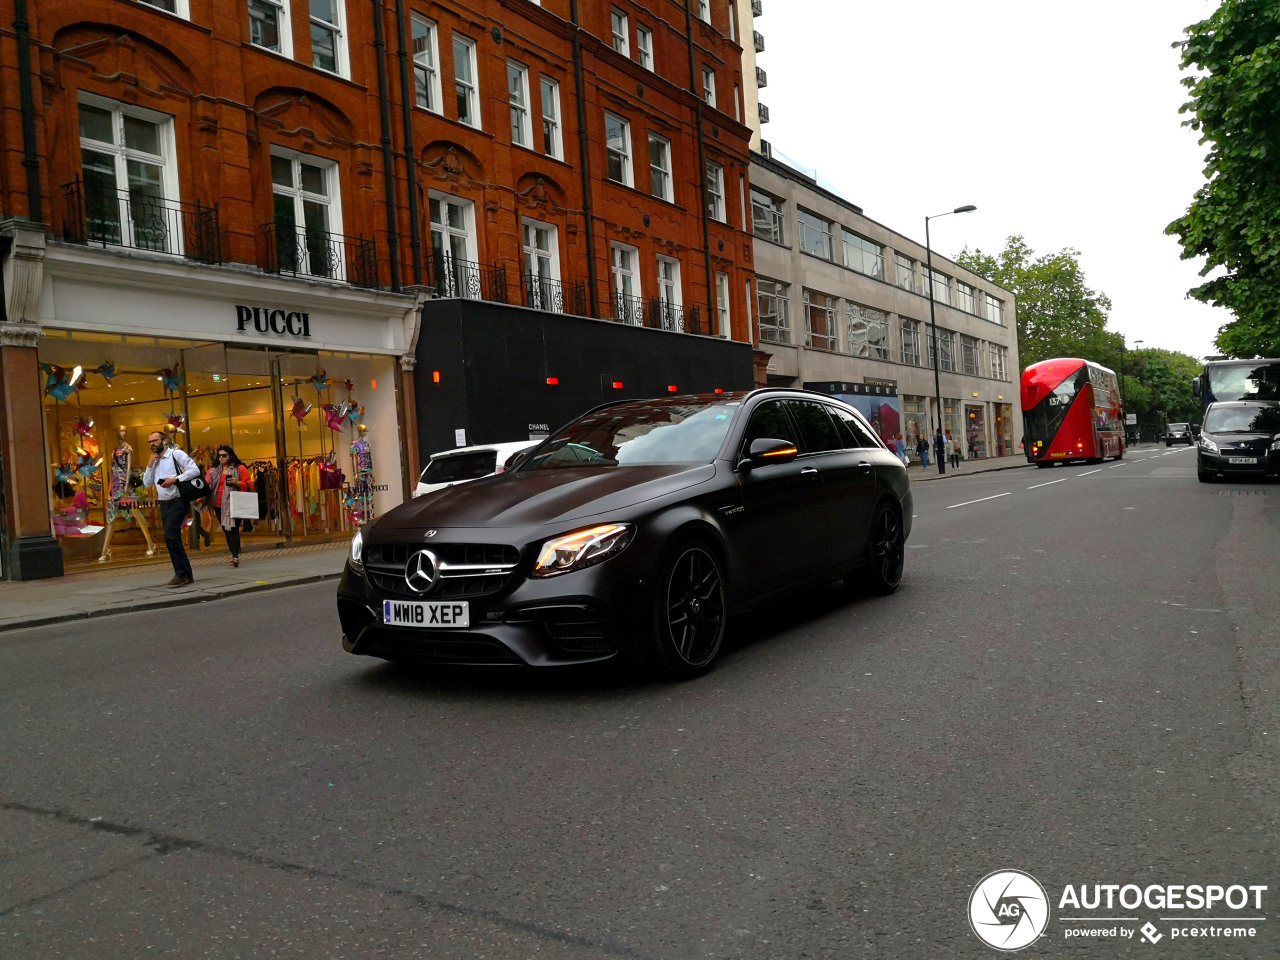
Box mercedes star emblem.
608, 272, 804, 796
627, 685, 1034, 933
404, 549, 440, 594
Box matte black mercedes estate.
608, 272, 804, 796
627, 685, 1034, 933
337, 389, 913, 677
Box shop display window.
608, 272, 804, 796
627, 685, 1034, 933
39, 331, 397, 568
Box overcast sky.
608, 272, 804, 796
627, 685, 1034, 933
757, 0, 1224, 361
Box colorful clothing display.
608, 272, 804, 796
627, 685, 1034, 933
105, 446, 136, 524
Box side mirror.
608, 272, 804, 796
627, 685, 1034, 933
740, 437, 799, 469
1191, 376, 1201, 398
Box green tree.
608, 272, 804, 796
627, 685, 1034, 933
1124, 349, 1205, 436
1167, 0, 1280, 357
956, 235, 1116, 371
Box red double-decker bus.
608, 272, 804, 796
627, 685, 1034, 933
1021, 358, 1125, 466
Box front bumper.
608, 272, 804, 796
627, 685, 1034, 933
1198, 449, 1280, 476
336, 548, 655, 667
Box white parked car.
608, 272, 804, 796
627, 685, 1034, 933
412, 441, 539, 498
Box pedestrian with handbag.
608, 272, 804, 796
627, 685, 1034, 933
206, 445, 254, 568
143, 430, 202, 586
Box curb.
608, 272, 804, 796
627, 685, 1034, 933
909, 460, 1033, 482
0, 572, 342, 634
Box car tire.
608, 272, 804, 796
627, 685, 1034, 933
1035, 461, 1050, 469
864, 502, 905, 595
651, 539, 727, 680
1197, 461, 1213, 483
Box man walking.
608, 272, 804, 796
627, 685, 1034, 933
143, 430, 200, 587
916, 435, 930, 470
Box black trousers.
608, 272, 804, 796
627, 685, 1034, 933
214, 507, 241, 558
160, 498, 193, 579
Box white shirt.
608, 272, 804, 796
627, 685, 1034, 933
142, 445, 199, 501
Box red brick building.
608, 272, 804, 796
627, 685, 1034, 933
0, 0, 757, 580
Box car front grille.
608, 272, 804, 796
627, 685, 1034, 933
364, 542, 520, 599
360, 630, 523, 664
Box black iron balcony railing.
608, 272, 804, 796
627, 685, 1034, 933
611, 294, 708, 335
62, 178, 222, 263
260, 221, 378, 288
521, 274, 565, 313
425, 254, 508, 303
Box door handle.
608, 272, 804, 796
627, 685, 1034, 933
857, 460, 872, 474
800, 467, 819, 477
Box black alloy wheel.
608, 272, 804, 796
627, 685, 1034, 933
866, 503, 905, 595
652, 541, 727, 679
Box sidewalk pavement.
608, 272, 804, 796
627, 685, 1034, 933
0, 542, 349, 633
907, 453, 1032, 481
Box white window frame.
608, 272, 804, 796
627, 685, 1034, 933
411, 15, 442, 113
984, 292, 1005, 325
895, 253, 915, 291
901, 318, 922, 365
309, 0, 348, 77
522, 217, 561, 309
751, 189, 784, 244
797, 209, 832, 259
78, 92, 182, 255
611, 7, 630, 55
803, 289, 837, 351
611, 242, 643, 324
428, 190, 478, 297
698, 0, 710, 23
928, 268, 951, 306
705, 160, 725, 223
714, 271, 731, 338
955, 280, 976, 314
271, 146, 345, 280
605, 112, 633, 186
636, 25, 653, 70
648, 133, 672, 202
702, 66, 717, 109
139, 0, 191, 17
508, 60, 532, 149
539, 77, 562, 160
756, 277, 790, 344
453, 34, 481, 129
656, 255, 683, 331
248, 0, 293, 58
846, 303, 889, 360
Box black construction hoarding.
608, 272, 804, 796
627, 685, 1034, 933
413, 299, 755, 458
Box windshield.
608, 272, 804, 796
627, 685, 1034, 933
1168, 423, 1189, 431
1023, 365, 1088, 444
1205, 362, 1280, 403
522, 400, 739, 469
1204, 404, 1280, 435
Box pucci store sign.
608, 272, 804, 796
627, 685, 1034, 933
236, 305, 312, 339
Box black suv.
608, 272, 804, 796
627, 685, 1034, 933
1165, 422, 1193, 446
337, 390, 912, 678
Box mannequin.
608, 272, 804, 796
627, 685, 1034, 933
350, 423, 374, 522
100, 424, 157, 561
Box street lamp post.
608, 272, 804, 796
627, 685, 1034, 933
1131, 340, 1144, 442
925, 204, 977, 475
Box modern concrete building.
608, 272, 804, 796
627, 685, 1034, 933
748, 152, 1023, 464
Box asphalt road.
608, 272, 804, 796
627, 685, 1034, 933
2, 445, 1277, 959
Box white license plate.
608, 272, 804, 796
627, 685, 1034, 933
1228, 457, 1257, 465
382, 599, 470, 628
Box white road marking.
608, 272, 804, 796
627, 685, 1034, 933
1108, 463, 1126, 468
1077, 468, 1102, 477
946, 492, 1012, 509
1027, 478, 1068, 489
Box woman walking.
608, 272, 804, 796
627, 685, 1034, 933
206, 445, 254, 567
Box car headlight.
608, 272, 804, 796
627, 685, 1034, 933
1200, 437, 1218, 454
532, 523, 634, 578
349, 528, 364, 569
1271, 437, 1280, 452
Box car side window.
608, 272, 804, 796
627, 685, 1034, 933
829, 405, 882, 449
787, 400, 843, 453
739, 400, 797, 457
